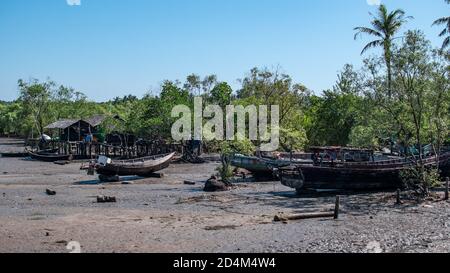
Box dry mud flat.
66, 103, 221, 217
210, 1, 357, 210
0, 138, 450, 253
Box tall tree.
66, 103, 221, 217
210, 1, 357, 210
18, 79, 55, 136
432, 0, 450, 51
354, 4, 412, 97
390, 30, 447, 196
209, 82, 232, 109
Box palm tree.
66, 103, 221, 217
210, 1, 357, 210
432, 0, 450, 51
354, 4, 412, 97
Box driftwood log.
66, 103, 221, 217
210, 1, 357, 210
184, 180, 196, 185
274, 212, 335, 222
54, 160, 70, 166
274, 196, 340, 222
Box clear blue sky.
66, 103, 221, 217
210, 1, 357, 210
0, 0, 447, 101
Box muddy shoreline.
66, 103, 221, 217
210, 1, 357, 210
0, 138, 449, 253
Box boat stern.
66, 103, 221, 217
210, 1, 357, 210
279, 167, 304, 190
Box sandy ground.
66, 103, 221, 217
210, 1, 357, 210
0, 137, 449, 253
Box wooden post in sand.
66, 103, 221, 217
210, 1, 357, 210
334, 196, 340, 219
445, 178, 449, 201
396, 189, 401, 205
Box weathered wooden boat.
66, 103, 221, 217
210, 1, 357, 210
37, 148, 59, 155
1, 148, 58, 158
1, 152, 29, 158
95, 152, 175, 177
28, 151, 73, 162
230, 154, 292, 176
280, 152, 450, 193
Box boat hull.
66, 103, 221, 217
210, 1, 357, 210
281, 166, 403, 191
230, 154, 291, 176
96, 153, 175, 177
281, 152, 450, 191
28, 151, 72, 162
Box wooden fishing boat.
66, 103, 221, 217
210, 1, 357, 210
230, 154, 292, 176
28, 151, 73, 162
95, 152, 175, 177
280, 152, 450, 193
1, 148, 58, 158
1, 152, 29, 158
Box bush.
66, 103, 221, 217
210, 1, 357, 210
400, 165, 441, 198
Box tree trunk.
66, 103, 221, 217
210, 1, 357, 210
385, 52, 392, 99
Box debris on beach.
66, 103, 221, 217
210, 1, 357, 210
184, 180, 196, 185
204, 225, 239, 231
46, 189, 56, 196
145, 173, 164, 178
175, 194, 229, 204
203, 176, 229, 192
97, 195, 117, 203
54, 160, 70, 166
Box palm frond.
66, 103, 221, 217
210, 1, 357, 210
361, 40, 383, 55
354, 27, 383, 40
433, 17, 450, 26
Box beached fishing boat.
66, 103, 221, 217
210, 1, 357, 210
95, 152, 175, 177
230, 154, 292, 176
2, 148, 59, 158
28, 151, 73, 162
1, 152, 29, 158
280, 152, 450, 193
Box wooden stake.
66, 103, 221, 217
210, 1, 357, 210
396, 189, 401, 205
445, 177, 449, 201
334, 196, 340, 219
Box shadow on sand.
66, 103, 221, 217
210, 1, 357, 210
74, 176, 149, 185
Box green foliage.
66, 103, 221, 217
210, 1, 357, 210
307, 90, 363, 146
354, 4, 412, 96
279, 127, 308, 152
215, 156, 234, 184
432, 0, 450, 50
18, 79, 55, 135
349, 125, 379, 148
220, 136, 256, 156
400, 166, 441, 198
209, 82, 232, 108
